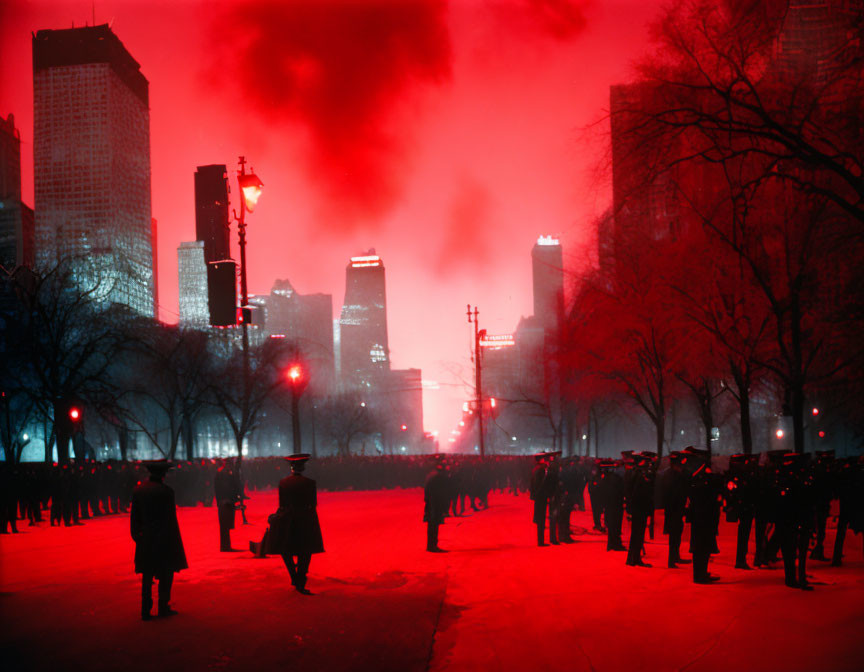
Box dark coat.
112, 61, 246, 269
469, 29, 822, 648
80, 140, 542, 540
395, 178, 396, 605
269, 474, 325, 555
424, 469, 449, 525
530, 464, 548, 523
130, 479, 188, 574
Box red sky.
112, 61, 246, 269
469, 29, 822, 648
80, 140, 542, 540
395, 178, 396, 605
0, 0, 662, 438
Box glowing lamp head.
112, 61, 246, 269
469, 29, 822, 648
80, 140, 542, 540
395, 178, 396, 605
401, 424, 407, 431
287, 365, 303, 383
238, 172, 264, 212
818, 431, 826, 438
69, 407, 81, 421
775, 429, 785, 439
812, 407, 820, 416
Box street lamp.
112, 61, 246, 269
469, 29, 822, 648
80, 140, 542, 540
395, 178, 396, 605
285, 362, 308, 454
467, 304, 486, 458
233, 157, 263, 463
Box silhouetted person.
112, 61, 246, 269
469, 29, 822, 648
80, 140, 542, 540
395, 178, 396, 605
725, 454, 757, 570
662, 452, 689, 568
602, 461, 626, 552
214, 459, 238, 551
626, 454, 654, 567
530, 453, 549, 546
424, 458, 449, 552
686, 449, 720, 584
130, 460, 188, 620
270, 454, 324, 594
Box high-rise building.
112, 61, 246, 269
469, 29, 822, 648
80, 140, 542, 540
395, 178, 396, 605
0, 113, 34, 270
33, 25, 154, 316
531, 235, 564, 333
177, 241, 209, 327
151, 217, 159, 318
338, 250, 390, 386
257, 279, 336, 393
194, 165, 230, 264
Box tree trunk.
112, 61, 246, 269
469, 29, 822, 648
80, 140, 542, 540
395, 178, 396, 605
53, 400, 71, 464
182, 414, 195, 461
118, 425, 129, 462
655, 413, 665, 459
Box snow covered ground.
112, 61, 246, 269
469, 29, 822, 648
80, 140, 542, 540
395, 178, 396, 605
2, 487, 863, 671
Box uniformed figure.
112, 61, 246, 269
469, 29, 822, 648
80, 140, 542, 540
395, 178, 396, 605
810, 450, 834, 562
270, 454, 324, 594
588, 460, 606, 532
775, 452, 815, 590
725, 454, 757, 569
662, 452, 690, 568
130, 460, 188, 620
214, 459, 238, 551
685, 448, 720, 584
544, 452, 563, 545
424, 457, 449, 552
626, 453, 654, 567
831, 457, 862, 566
602, 459, 627, 551
530, 453, 550, 546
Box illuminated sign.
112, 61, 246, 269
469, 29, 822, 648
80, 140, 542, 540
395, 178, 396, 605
480, 333, 515, 348
537, 235, 560, 246
350, 254, 382, 268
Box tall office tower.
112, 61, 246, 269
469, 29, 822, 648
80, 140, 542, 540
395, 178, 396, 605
33, 25, 154, 316
151, 217, 159, 318
531, 235, 564, 333
0, 113, 34, 269
177, 241, 209, 327
338, 250, 390, 386
264, 279, 336, 392
194, 165, 230, 263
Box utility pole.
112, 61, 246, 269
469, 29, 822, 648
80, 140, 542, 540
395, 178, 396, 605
467, 305, 486, 458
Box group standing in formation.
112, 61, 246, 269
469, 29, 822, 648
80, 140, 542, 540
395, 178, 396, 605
526, 447, 864, 590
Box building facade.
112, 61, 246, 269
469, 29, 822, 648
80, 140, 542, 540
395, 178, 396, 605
0, 113, 34, 270
33, 25, 154, 316
531, 235, 564, 333
177, 241, 209, 327
338, 251, 390, 386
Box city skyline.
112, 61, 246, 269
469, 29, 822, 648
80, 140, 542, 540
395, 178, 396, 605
1, 0, 664, 434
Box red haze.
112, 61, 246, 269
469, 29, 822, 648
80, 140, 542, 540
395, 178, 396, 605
0, 0, 661, 435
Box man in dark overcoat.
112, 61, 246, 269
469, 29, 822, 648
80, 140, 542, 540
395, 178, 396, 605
424, 457, 449, 552
529, 453, 549, 546
214, 459, 237, 551
685, 449, 720, 584
272, 454, 324, 594
130, 460, 188, 620
662, 452, 690, 568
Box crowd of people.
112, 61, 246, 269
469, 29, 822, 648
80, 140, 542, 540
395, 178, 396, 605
498, 447, 864, 590
4, 449, 863, 596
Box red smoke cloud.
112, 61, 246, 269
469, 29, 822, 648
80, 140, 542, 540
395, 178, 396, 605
209, 0, 452, 225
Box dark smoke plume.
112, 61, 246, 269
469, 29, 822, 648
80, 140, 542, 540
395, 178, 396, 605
209, 0, 451, 225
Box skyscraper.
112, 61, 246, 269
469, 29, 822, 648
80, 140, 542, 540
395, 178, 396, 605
33, 25, 154, 316
0, 113, 34, 270
194, 165, 230, 263
177, 241, 209, 327
531, 235, 564, 332
338, 250, 390, 386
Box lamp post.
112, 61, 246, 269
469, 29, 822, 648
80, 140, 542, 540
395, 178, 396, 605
286, 363, 308, 454
467, 305, 486, 458
233, 157, 263, 462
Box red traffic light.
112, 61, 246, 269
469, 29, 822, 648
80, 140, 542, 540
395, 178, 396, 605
69, 407, 81, 421
286, 365, 304, 383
